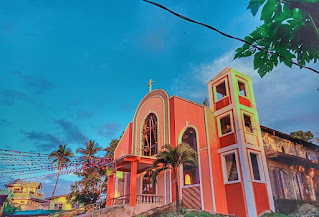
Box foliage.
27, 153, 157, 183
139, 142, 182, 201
104, 139, 120, 159
260, 213, 288, 217
69, 140, 106, 206
76, 140, 102, 158
3, 194, 21, 215
152, 143, 198, 215
49, 144, 74, 197
290, 130, 314, 142
67, 165, 107, 206
235, 0, 319, 77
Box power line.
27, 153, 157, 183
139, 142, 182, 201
142, 0, 319, 74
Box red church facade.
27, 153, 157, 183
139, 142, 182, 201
106, 67, 275, 217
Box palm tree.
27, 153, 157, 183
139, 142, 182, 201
76, 140, 104, 206
152, 143, 198, 215
49, 144, 74, 197
76, 140, 102, 158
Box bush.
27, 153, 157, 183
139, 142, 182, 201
274, 199, 319, 215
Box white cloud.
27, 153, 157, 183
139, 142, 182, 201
171, 50, 319, 134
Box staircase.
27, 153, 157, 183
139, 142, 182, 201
182, 185, 201, 210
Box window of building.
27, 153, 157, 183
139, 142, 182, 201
220, 114, 232, 135
243, 114, 253, 133
72, 203, 80, 209
142, 113, 158, 156
273, 168, 288, 199
216, 81, 227, 101
184, 174, 192, 185
54, 203, 63, 210
222, 152, 239, 183
238, 80, 247, 97
250, 153, 262, 181
142, 170, 156, 194
181, 127, 200, 186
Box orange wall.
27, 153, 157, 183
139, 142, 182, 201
253, 182, 270, 215
114, 123, 132, 159
204, 107, 228, 214
225, 183, 246, 217
169, 97, 214, 212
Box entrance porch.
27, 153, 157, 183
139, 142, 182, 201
106, 155, 164, 208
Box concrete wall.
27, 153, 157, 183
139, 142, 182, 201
262, 131, 319, 203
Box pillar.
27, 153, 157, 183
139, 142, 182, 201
130, 161, 137, 206
106, 174, 114, 207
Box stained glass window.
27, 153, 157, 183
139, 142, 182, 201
142, 113, 158, 156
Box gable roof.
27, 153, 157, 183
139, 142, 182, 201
6, 180, 42, 188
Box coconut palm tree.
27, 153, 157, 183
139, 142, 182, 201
49, 144, 74, 197
152, 143, 198, 215
76, 140, 102, 158
76, 140, 104, 206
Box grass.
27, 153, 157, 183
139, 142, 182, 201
260, 213, 288, 217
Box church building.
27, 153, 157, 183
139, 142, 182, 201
105, 67, 283, 217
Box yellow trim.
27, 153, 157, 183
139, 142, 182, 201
235, 76, 250, 100
213, 77, 230, 103
217, 110, 234, 138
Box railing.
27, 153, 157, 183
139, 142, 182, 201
111, 195, 130, 205
13, 190, 43, 198
136, 194, 163, 204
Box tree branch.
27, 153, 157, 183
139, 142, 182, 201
142, 0, 319, 74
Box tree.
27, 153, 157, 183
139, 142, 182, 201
70, 140, 106, 207
104, 132, 124, 159
49, 144, 74, 197
235, 0, 319, 77
104, 139, 120, 159
3, 194, 21, 216
290, 130, 314, 142
151, 143, 198, 215
67, 165, 107, 206
76, 140, 102, 158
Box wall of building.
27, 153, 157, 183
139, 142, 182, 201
114, 122, 133, 159
262, 131, 319, 207
169, 96, 214, 212
49, 196, 72, 210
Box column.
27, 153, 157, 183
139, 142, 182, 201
130, 161, 137, 206
106, 174, 114, 207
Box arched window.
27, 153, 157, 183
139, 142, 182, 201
142, 113, 158, 156
184, 174, 192, 185
182, 127, 200, 185
142, 170, 156, 194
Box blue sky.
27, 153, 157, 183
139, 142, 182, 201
0, 0, 318, 197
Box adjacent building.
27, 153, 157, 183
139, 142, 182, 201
262, 126, 319, 211
5, 180, 45, 211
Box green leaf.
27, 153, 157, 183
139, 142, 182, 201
260, 0, 279, 22
247, 0, 266, 16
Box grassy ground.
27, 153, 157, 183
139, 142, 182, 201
260, 213, 288, 217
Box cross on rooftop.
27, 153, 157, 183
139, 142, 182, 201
147, 79, 154, 92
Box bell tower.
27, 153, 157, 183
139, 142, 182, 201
207, 67, 274, 217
